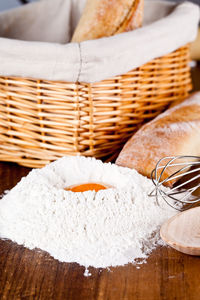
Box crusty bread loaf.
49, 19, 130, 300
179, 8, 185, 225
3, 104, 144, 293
116, 93, 200, 186
71, 0, 144, 43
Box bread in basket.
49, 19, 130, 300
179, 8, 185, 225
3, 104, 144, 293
0, 0, 199, 167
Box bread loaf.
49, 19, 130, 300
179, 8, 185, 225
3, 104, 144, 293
71, 0, 144, 42
116, 93, 200, 186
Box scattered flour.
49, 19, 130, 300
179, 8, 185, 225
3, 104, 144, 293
0, 156, 177, 275
84, 268, 92, 277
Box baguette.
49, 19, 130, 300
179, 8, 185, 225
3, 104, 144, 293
71, 0, 144, 42
116, 93, 200, 187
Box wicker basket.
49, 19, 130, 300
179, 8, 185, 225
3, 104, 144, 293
0, 45, 192, 168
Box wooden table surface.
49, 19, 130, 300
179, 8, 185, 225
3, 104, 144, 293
0, 64, 200, 300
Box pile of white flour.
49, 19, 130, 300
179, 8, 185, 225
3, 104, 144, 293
0, 156, 176, 275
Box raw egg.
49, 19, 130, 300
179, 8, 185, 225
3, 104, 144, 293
66, 183, 108, 192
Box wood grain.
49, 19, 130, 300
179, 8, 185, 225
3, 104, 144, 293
1, 161, 200, 300
161, 207, 200, 256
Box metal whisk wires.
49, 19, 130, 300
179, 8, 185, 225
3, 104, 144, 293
149, 156, 200, 210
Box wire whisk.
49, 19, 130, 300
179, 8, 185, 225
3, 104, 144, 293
149, 156, 200, 210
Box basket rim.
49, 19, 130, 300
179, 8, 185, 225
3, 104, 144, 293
0, 1, 198, 84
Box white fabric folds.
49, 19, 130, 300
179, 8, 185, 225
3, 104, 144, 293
0, 0, 199, 83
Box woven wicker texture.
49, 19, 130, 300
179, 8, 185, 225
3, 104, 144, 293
0, 45, 192, 168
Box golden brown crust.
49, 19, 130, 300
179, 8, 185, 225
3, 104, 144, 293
71, 0, 144, 43
116, 0, 144, 33
116, 94, 200, 187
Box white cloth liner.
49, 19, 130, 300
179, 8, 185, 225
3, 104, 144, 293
0, 0, 199, 83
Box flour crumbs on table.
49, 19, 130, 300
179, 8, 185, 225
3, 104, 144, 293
0, 156, 177, 276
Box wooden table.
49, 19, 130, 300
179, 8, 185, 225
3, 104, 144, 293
0, 65, 200, 300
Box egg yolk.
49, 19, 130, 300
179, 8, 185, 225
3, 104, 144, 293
66, 183, 107, 192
